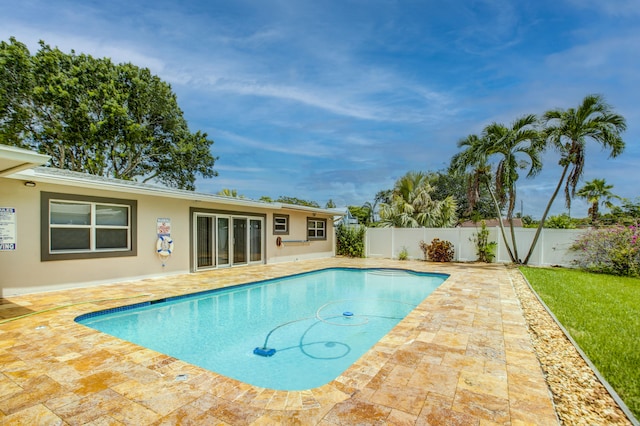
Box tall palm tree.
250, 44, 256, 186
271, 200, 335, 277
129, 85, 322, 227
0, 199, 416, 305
484, 114, 544, 262
379, 171, 457, 228
449, 134, 517, 262
576, 178, 620, 225
523, 94, 626, 264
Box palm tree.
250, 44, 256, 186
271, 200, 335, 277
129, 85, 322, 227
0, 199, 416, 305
365, 189, 392, 224
449, 134, 517, 262
379, 171, 457, 228
523, 94, 626, 264
576, 178, 620, 225
217, 188, 242, 198
483, 114, 544, 262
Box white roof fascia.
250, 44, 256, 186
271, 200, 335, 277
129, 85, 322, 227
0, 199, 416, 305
8, 168, 280, 210
0, 145, 51, 177
279, 203, 346, 217
6, 165, 345, 216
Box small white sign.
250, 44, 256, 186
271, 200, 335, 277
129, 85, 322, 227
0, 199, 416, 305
0, 207, 17, 251
157, 218, 171, 236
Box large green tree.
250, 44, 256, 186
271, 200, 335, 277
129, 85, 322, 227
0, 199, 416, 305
576, 178, 620, 225
607, 197, 640, 226
275, 196, 320, 208
524, 94, 626, 264
426, 170, 494, 221
347, 205, 371, 225
0, 38, 32, 145
0, 37, 217, 190
379, 171, 457, 228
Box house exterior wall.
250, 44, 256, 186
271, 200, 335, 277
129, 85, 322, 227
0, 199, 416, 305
267, 210, 335, 263
0, 177, 336, 296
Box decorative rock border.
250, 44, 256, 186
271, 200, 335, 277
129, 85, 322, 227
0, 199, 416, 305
509, 267, 637, 425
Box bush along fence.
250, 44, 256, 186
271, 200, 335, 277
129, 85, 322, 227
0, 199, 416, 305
570, 225, 640, 276
364, 226, 587, 267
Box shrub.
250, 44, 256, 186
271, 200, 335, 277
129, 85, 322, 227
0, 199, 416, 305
570, 225, 640, 276
544, 213, 577, 229
470, 220, 497, 263
398, 246, 409, 260
335, 224, 366, 258
420, 238, 454, 262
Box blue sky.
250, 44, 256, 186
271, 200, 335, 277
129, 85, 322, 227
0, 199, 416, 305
2, 0, 638, 218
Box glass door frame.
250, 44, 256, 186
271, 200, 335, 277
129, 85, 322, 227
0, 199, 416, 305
195, 213, 215, 270
191, 208, 265, 272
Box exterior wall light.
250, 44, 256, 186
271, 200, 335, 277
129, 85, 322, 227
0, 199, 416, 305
24, 181, 36, 187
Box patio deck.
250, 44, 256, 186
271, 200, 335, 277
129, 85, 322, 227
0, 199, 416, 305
0, 258, 559, 425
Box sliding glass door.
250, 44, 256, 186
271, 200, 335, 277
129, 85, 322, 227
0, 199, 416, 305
193, 212, 263, 271
196, 215, 214, 268
217, 217, 229, 267
250, 219, 262, 262
233, 218, 247, 264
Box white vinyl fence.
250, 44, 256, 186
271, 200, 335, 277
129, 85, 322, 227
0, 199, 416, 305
365, 227, 588, 266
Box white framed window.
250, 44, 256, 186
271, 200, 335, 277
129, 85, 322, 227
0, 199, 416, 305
273, 214, 289, 234
42, 192, 137, 261
307, 218, 326, 240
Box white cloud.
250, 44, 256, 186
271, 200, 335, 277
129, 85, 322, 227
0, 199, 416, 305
214, 129, 336, 159
564, 0, 640, 17
545, 34, 640, 76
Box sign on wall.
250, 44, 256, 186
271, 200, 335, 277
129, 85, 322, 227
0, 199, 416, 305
157, 217, 171, 237
0, 207, 17, 251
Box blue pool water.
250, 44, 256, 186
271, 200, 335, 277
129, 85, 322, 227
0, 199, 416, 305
76, 268, 447, 390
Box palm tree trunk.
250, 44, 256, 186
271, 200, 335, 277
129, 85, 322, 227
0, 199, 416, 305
507, 193, 520, 262
486, 182, 516, 262
508, 215, 520, 263
523, 165, 569, 264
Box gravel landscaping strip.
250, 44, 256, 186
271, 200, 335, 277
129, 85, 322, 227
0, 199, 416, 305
509, 267, 637, 426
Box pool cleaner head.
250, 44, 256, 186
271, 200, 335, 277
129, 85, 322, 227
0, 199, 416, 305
253, 347, 276, 357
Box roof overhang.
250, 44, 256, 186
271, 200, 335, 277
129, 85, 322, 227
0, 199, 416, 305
279, 203, 346, 217
0, 144, 343, 216
0, 145, 50, 177
8, 167, 343, 216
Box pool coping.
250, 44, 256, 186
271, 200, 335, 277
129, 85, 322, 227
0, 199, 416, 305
0, 258, 560, 424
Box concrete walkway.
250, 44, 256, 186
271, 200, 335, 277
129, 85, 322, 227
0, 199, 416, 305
0, 258, 558, 425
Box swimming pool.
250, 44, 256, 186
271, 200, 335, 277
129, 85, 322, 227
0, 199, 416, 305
76, 268, 447, 390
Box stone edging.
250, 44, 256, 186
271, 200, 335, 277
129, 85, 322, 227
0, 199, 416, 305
509, 267, 638, 426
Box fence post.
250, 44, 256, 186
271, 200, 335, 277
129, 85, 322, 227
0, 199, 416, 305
391, 228, 395, 259
538, 227, 544, 265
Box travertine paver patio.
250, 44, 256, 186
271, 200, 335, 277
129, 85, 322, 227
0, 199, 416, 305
0, 258, 559, 425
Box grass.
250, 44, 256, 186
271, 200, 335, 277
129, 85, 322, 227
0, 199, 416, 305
520, 266, 640, 420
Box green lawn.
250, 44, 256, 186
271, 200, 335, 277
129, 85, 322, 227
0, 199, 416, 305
519, 266, 640, 420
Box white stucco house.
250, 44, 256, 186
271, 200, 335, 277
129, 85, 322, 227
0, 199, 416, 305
0, 145, 340, 296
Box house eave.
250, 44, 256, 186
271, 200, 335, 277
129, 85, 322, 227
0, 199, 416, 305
8, 167, 280, 210
0, 145, 51, 177
8, 168, 345, 217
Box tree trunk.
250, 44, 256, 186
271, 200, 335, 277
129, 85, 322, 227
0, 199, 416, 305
508, 215, 520, 263
506, 190, 520, 262
486, 182, 516, 262
523, 165, 569, 264
591, 202, 599, 225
